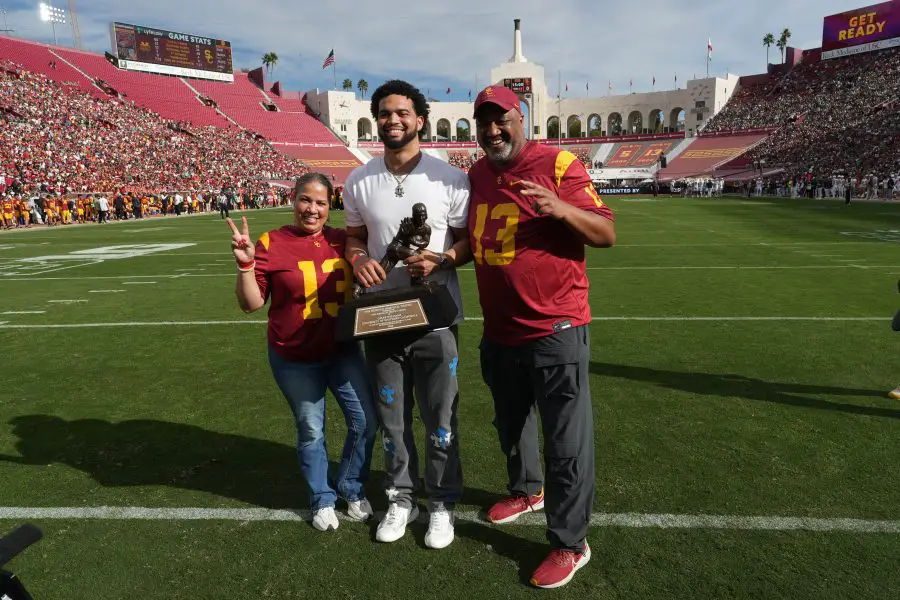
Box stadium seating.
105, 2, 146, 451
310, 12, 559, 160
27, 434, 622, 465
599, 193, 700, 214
51, 47, 230, 127
0, 37, 97, 95
276, 145, 361, 183
659, 134, 767, 181
705, 46, 900, 177
0, 59, 306, 197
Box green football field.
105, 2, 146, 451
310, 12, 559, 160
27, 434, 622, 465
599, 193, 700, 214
1, 195, 899, 599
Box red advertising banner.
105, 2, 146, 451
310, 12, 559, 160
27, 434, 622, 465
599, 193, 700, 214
821, 1, 900, 59
605, 144, 643, 167
632, 142, 675, 167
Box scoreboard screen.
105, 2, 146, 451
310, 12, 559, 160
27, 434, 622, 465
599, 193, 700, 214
111, 22, 234, 82
503, 77, 532, 94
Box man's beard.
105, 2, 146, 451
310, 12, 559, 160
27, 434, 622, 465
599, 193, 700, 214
381, 127, 419, 150
480, 136, 515, 163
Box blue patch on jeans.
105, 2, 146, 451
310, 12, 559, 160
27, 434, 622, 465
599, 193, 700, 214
449, 356, 459, 377
379, 384, 395, 406
430, 427, 453, 450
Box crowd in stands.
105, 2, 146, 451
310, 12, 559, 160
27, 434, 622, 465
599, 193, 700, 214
447, 150, 475, 172
1, 187, 294, 230
570, 147, 593, 169
704, 47, 900, 181
0, 60, 308, 225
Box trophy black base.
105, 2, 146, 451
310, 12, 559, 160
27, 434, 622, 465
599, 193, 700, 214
336, 284, 457, 342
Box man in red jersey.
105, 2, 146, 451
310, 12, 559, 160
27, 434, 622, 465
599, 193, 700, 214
468, 85, 615, 589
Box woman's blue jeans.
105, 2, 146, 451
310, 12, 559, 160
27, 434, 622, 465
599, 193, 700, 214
268, 345, 377, 510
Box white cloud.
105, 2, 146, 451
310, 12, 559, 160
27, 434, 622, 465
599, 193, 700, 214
0, 0, 881, 97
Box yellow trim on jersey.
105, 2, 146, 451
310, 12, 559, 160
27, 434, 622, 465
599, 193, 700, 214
584, 184, 605, 209
259, 232, 270, 251
554, 151, 578, 188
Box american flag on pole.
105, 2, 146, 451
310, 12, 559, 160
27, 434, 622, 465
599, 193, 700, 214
322, 49, 335, 69
707, 38, 713, 62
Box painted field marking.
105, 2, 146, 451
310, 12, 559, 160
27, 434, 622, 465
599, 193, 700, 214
88, 290, 127, 293
0, 311, 45, 315
121, 281, 157, 285
5, 266, 900, 284
0, 506, 894, 533
46, 299, 87, 304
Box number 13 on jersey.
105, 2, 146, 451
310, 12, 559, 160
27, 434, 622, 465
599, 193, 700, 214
473, 202, 520, 266
297, 258, 352, 319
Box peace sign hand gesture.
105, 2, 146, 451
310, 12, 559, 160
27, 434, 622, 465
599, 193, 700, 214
226, 216, 254, 264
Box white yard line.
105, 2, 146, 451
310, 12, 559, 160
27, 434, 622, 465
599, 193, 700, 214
457, 265, 893, 272
20, 260, 104, 276
46, 299, 87, 304
121, 281, 157, 285
88, 290, 126, 293
0, 311, 45, 315
4, 266, 900, 282
0, 506, 894, 533
0, 317, 888, 330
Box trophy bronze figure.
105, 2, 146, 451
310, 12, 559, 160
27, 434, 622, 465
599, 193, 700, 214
337, 203, 457, 341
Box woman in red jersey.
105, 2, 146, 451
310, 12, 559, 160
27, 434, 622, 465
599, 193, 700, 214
228, 172, 376, 532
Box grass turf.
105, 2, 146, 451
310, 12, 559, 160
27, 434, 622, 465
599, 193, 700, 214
0, 195, 898, 599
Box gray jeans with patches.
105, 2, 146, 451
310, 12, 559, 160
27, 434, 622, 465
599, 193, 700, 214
365, 326, 462, 509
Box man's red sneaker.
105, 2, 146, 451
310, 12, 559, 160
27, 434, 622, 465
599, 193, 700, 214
485, 488, 545, 524
530, 541, 591, 589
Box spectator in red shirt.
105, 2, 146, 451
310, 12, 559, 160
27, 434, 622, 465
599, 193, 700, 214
468, 86, 616, 589
228, 172, 377, 532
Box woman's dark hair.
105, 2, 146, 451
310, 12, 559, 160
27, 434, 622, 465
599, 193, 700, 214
370, 79, 430, 121
292, 172, 333, 202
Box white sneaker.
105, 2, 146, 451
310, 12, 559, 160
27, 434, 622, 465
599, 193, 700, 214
375, 503, 419, 543
889, 386, 900, 400
312, 506, 339, 532
346, 498, 374, 522
424, 504, 454, 549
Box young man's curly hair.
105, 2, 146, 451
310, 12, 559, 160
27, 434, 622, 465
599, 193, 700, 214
370, 80, 430, 122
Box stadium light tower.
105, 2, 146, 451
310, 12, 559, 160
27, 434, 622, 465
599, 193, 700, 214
68, 0, 82, 49
0, 5, 14, 34
38, 2, 65, 45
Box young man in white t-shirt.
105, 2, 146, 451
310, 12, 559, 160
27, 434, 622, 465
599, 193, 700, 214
344, 79, 471, 549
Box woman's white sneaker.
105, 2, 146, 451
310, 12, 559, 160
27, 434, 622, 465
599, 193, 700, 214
312, 507, 339, 532
346, 498, 374, 522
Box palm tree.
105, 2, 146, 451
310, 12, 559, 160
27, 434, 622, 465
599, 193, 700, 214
777, 28, 792, 63
261, 52, 278, 77
357, 79, 368, 99
342, 78, 353, 92
763, 33, 775, 66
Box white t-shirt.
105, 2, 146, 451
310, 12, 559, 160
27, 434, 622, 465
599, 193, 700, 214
344, 153, 470, 319
98, 196, 109, 211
